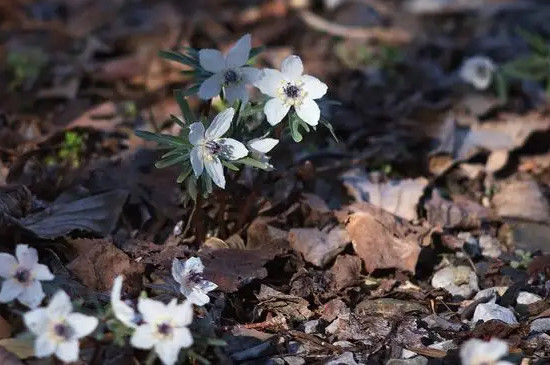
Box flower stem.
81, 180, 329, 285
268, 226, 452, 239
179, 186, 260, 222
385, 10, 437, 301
145, 350, 157, 365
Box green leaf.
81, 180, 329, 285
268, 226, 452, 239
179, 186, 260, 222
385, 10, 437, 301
177, 165, 193, 183
170, 114, 186, 128
249, 46, 265, 60
155, 153, 189, 169
493, 71, 509, 103
182, 84, 201, 97
175, 89, 195, 123
517, 28, 549, 56
158, 50, 199, 67
186, 177, 198, 201
239, 101, 266, 118
320, 117, 339, 142
503, 55, 550, 81
236, 157, 269, 170
206, 338, 228, 347
135, 130, 187, 147
222, 160, 240, 171
200, 173, 213, 196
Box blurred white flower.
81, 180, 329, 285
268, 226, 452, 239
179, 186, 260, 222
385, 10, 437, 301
111, 276, 140, 328
130, 298, 194, 365
459, 56, 496, 90
0, 244, 54, 308
198, 34, 261, 104
459, 338, 513, 365
248, 138, 279, 169
255, 55, 327, 126
189, 108, 248, 189
24, 291, 98, 363
172, 257, 217, 306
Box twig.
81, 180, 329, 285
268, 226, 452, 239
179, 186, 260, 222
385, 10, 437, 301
299, 10, 411, 44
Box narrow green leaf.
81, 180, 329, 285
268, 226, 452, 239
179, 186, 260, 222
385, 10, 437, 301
222, 160, 240, 171
249, 46, 265, 60
186, 177, 198, 201
170, 114, 186, 128
493, 71, 509, 103
517, 28, 549, 56
135, 130, 187, 146
289, 115, 303, 143
320, 117, 339, 142
175, 89, 195, 123
176, 165, 193, 183
182, 84, 201, 97
206, 338, 228, 347
155, 153, 188, 169
158, 50, 199, 67
236, 157, 269, 170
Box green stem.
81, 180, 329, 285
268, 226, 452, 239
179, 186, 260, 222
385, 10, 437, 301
145, 350, 157, 365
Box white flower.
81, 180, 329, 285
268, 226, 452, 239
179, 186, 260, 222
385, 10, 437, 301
198, 34, 260, 104
459, 338, 513, 365
172, 257, 217, 306
24, 291, 98, 363
0, 244, 54, 308
459, 56, 496, 90
111, 276, 140, 328
248, 138, 279, 169
189, 108, 248, 189
130, 298, 194, 365
255, 55, 328, 126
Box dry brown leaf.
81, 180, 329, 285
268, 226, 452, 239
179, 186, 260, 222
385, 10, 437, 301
67, 238, 144, 291
425, 189, 492, 229
492, 176, 550, 223
0, 338, 34, 360
330, 254, 362, 291
256, 285, 313, 322
337, 202, 425, 273
288, 227, 349, 267
0, 316, 11, 340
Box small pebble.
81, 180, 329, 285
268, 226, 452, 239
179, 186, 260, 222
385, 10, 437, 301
472, 303, 518, 325
432, 265, 479, 298
530, 318, 550, 335
517, 291, 542, 305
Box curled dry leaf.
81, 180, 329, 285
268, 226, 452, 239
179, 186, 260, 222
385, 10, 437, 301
336, 202, 426, 273
329, 254, 362, 291
341, 170, 428, 221
492, 176, 550, 224
288, 226, 349, 267
256, 285, 313, 322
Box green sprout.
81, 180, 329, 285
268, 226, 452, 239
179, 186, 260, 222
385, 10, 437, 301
44, 131, 86, 168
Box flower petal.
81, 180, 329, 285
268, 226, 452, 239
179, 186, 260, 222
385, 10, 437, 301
264, 98, 290, 126
205, 108, 235, 140
183, 257, 204, 275
0, 254, 17, 278
24, 308, 49, 334
218, 138, 248, 160
249, 138, 279, 154
173, 327, 194, 349
16, 244, 38, 269
204, 156, 226, 189
155, 339, 181, 365
0, 279, 24, 303
281, 55, 303, 79
55, 339, 80, 363
295, 98, 320, 126
255, 69, 283, 97
190, 146, 204, 178
226, 34, 251, 68
302, 75, 328, 100
67, 313, 98, 338
138, 298, 166, 324
111, 276, 138, 328
171, 300, 193, 327
199, 49, 225, 73
186, 288, 210, 306
130, 324, 157, 349
171, 258, 186, 284
242, 67, 261, 84
34, 334, 56, 358
188, 122, 205, 145
198, 73, 223, 100
32, 264, 54, 281
18, 280, 45, 308
200, 280, 218, 292
47, 291, 72, 319
224, 84, 248, 105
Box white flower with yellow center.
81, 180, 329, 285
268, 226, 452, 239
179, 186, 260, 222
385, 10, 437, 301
198, 34, 260, 104
459, 56, 496, 90
130, 298, 194, 365
255, 55, 328, 126
0, 244, 54, 308
172, 257, 217, 306
24, 291, 98, 363
189, 107, 248, 189
459, 338, 513, 365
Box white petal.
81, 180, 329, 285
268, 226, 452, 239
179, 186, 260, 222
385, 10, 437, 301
32, 264, 54, 281
226, 34, 251, 68
155, 339, 181, 365
171, 259, 186, 283
281, 55, 303, 79
24, 308, 50, 334
138, 298, 165, 324
199, 280, 218, 292
255, 69, 283, 97
173, 327, 194, 349
111, 276, 138, 328
55, 340, 79, 363
198, 49, 225, 73
264, 98, 290, 126
460, 338, 508, 364
486, 338, 509, 360
130, 324, 157, 349
302, 75, 328, 100
204, 156, 225, 189
47, 291, 72, 319
171, 300, 193, 327
190, 146, 204, 177
205, 108, 235, 140
16, 244, 38, 269
295, 98, 320, 126
224, 84, 248, 105
188, 122, 205, 145
18, 280, 45, 308
186, 288, 210, 306
249, 138, 279, 154
0, 254, 17, 278
0, 279, 24, 303
34, 334, 56, 358
67, 313, 98, 338
217, 138, 248, 160
241, 67, 261, 84
183, 257, 204, 275
198, 73, 223, 100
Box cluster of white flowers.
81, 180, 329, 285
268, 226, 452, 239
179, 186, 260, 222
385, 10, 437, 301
0, 245, 217, 365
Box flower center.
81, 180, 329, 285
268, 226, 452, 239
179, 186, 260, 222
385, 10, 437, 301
53, 322, 74, 341
157, 322, 173, 337
187, 271, 203, 285
284, 84, 301, 99
278, 81, 306, 106
223, 69, 241, 86
205, 141, 222, 156
475, 64, 490, 78
14, 268, 31, 284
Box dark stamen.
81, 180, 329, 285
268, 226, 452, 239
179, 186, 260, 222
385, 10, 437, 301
157, 323, 172, 336
224, 70, 239, 85
284, 84, 300, 99
54, 323, 73, 340
188, 271, 203, 285
475, 64, 489, 78
205, 141, 222, 155
14, 269, 30, 284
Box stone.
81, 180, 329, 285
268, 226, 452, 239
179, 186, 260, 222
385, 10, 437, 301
479, 235, 503, 258
326, 352, 360, 365
530, 318, 550, 335
473, 287, 508, 303
472, 303, 518, 325
517, 291, 542, 305
302, 320, 320, 334
431, 265, 479, 298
